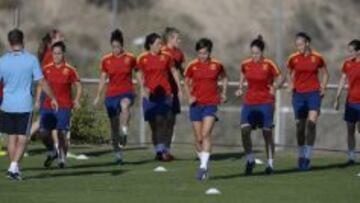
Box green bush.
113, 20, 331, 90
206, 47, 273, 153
70, 94, 109, 144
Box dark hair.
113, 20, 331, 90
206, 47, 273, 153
51, 41, 66, 52
144, 33, 161, 51
162, 27, 180, 43
8, 28, 24, 46
110, 29, 124, 45
349, 39, 360, 51
38, 29, 61, 61
38, 33, 51, 61
195, 38, 213, 52
296, 32, 311, 43
250, 35, 265, 51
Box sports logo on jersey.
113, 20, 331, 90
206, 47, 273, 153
210, 64, 217, 70
124, 57, 132, 65
106, 60, 111, 65
311, 56, 316, 63
294, 58, 299, 64
63, 68, 69, 75
160, 55, 166, 61
263, 64, 269, 71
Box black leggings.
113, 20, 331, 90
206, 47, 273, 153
149, 111, 175, 147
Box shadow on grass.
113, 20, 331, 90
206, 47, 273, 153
211, 162, 360, 180
78, 146, 149, 157
25, 169, 128, 180
23, 158, 156, 172
26, 146, 149, 157
210, 151, 255, 161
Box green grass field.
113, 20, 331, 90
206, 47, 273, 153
0, 144, 359, 203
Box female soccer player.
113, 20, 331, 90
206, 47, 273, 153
160, 27, 185, 158
334, 39, 360, 165
236, 35, 283, 175
38, 41, 82, 168
184, 38, 228, 180
93, 29, 137, 165
34, 30, 64, 165
287, 32, 329, 171
38, 29, 64, 67
137, 33, 182, 161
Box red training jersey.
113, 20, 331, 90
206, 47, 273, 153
287, 51, 326, 93
342, 58, 360, 103
42, 62, 80, 109
241, 58, 281, 105
161, 45, 185, 94
137, 52, 175, 96
161, 45, 185, 69
42, 47, 53, 67
101, 52, 136, 97
185, 58, 225, 105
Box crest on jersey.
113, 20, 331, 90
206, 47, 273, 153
294, 58, 298, 64
124, 57, 131, 65
63, 68, 69, 75
143, 58, 148, 64
263, 64, 269, 71
106, 60, 111, 65
193, 66, 198, 71
311, 56, 316, 63
160, 55, 166, 61
210, 64, 217, 70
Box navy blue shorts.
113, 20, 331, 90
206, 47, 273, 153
189, 104, 218, 122
40, 108, 71, 131
0, 111, 32, 136
241, 103, 274, 129
105, 92, 135, 118
142, 96, 173, 121
292, 91, 321, 119
344, 103, 360, 123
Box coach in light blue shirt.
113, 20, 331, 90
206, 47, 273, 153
0, 28, 58, 181
0, 48, 44, 112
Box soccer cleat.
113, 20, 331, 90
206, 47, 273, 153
265, 166, 274, 175
161, 152, 175, 162
245, 161, 256, 175
119, 134, 127, 147
346, 159, 355, 166
44, 153, 58, 168
302, 158, 311, 171
58, 162, 66, 169
5, 171, 11, 179
196, 168, 208, 181
6, 171, 22, 181
115, 159, 124, 165
298, 157, 305, 171
155, 152, 163, 161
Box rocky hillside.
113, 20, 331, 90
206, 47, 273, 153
0, 0, 359, 80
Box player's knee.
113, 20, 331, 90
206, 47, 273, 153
262, 128, 272, 135
121, 99, 131, 110
241, 125, 252, 137
200, 132, 210, 140
307, 120, 316, 131
58, 130, 68, 142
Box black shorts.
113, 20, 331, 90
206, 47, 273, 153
0, 111, 32, 136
